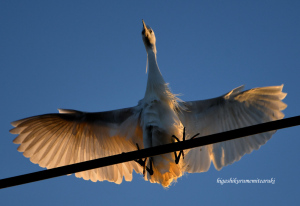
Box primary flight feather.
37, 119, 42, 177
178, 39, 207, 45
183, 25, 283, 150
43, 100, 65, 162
10, 20, 287, 187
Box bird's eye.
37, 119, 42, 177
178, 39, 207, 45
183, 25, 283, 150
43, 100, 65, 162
149, 30, 153, 34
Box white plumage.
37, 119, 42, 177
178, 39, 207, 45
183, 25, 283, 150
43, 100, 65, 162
10, 20, 287, 187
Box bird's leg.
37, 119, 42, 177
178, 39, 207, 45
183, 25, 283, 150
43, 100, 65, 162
172, 127, 200, 164
134, 143, 154, 176
148, 157, 153, 176
172, 135, 184, 164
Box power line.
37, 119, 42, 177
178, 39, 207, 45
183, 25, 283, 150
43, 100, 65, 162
1, 116, 299, 189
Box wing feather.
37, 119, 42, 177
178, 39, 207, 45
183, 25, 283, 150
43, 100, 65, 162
179, 85, 287, 172
10, 107, 143, 183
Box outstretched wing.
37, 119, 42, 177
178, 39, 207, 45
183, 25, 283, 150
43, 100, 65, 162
10, 107, 144, 184
179, 85, 287, 173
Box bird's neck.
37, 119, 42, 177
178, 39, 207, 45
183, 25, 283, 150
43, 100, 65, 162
144, 49, 169, 101
146, 50, 163, 81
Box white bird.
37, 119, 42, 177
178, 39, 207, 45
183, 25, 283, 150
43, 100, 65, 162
10, 20, 287, 187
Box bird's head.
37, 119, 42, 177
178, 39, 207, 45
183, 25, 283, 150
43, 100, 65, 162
142, 20, 156, 54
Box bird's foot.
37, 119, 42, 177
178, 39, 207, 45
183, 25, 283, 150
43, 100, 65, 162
172, 127, 200, 164
134, 144, 154, 176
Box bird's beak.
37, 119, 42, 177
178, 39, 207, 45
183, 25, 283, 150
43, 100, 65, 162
142, 19, 148, 32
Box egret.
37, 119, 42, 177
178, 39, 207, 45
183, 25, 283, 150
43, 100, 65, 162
10, 20, 287, 187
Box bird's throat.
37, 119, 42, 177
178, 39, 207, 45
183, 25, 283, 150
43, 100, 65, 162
144, 51, 166, 98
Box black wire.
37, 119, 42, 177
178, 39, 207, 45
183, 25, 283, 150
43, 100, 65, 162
1, 116, 299, 189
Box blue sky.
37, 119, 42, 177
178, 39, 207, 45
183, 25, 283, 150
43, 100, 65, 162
1, 1, 299, 205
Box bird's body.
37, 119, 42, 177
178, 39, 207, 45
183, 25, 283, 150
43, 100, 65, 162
139, 38, 184, 185
10, 20, 287, 187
